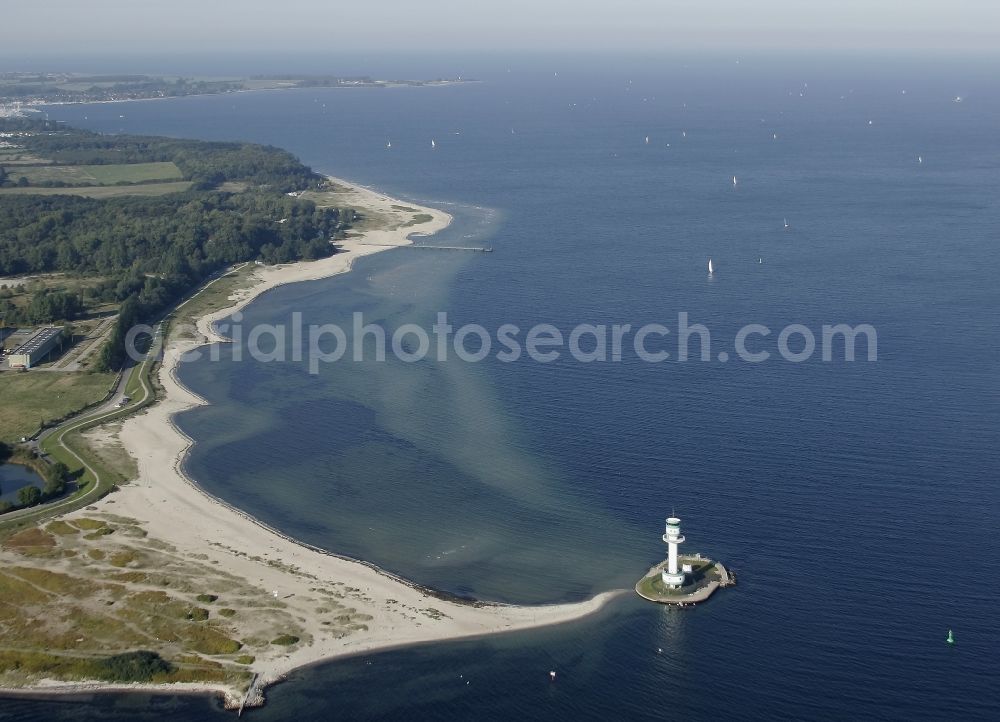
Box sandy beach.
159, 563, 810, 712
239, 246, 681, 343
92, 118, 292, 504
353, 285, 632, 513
39, 176, 621, 708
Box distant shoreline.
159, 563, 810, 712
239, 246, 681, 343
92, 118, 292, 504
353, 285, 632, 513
3, 77, 477, 109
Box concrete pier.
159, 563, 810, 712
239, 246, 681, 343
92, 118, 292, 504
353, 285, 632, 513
355, 242, 493, 251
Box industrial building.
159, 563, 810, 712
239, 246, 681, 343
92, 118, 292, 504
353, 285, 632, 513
1, 328, 32, 354
6, 327, 63, 369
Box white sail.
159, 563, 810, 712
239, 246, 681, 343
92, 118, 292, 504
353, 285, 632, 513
783, 217, 789, 228
645, 135, 650, 145
708, 258, 714, 274
732, 175, 738, 186
431, 139, 436, 149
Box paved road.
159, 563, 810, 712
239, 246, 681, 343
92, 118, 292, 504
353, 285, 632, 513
2, 323, 163, 526
28, 363, 128, 455
2, 264, 239, 527
32, 323, 164, 449
51, 314, 119, 372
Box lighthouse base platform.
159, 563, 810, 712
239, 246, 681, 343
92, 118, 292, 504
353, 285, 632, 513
635, 555, 736, 606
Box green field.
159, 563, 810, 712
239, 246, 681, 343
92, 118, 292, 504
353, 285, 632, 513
0, 345, 158, 534
5, 162, 183, 186
0, 372, 116, 443
0, 150, 48, 165
0, 181, 193, 198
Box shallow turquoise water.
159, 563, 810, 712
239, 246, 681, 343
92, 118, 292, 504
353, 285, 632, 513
18, 54, 1000, 720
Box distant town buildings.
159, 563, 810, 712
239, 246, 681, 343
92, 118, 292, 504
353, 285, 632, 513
0, 103, 28, 119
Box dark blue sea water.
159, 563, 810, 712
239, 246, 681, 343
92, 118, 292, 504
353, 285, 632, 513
6, 54, 999, 720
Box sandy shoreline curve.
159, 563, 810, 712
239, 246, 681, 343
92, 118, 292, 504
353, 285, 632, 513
19, 176, 622, 709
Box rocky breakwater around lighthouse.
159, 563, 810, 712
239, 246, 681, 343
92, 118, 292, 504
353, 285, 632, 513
634, 555, 737, 606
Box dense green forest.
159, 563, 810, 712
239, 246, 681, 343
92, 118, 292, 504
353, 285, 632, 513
0, 191, 339, 276
0, 117, 318, 190
0, 287, 82, 326
0, 118, 351, 369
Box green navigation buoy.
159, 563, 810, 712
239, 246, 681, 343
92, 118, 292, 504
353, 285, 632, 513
946, 629, 955, 645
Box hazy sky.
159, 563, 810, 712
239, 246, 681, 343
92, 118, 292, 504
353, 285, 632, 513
4, 0, 999, 55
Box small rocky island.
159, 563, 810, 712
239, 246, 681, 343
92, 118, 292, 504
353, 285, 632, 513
635, 516, 736, 606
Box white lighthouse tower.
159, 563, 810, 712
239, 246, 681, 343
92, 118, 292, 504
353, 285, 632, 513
661, 516, 686, 588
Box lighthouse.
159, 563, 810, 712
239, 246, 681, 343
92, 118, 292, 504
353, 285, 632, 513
661, 516, 686, 588
636, 515, 734, 604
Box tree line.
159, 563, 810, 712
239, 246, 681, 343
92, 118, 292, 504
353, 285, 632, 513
0, 287, 83, 326
0, 446, 71, 514
1, 117, 319, 191
0, 119, 354, 364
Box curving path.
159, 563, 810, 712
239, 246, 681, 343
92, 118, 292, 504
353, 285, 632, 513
0, 324, 160, 530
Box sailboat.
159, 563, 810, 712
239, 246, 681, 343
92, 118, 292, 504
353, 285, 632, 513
645, 136, 650, 145
783, 218, 789, 229
947, 629, 955, 644
708, 258, 714, 275
918, 155, 923, 164
732, 175, 738, 187
682, 130, 686, 138
431, 139, 436, 149
386, 140, 392, 150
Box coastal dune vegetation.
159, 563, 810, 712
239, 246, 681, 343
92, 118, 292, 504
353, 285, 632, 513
0, 146, 619, 706
0, 514, 321, 690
